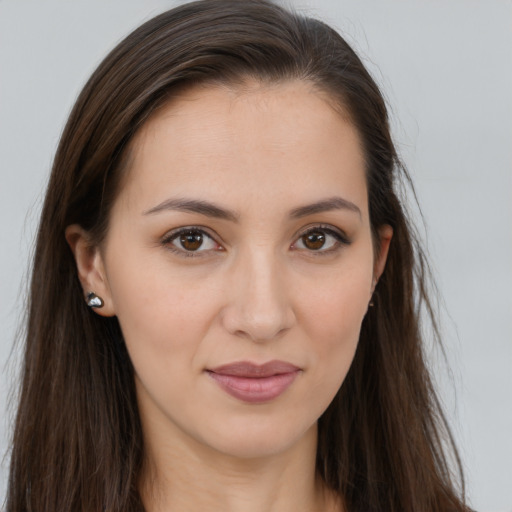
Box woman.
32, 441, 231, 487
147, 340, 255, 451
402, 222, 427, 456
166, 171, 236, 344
6, 0, 468, 510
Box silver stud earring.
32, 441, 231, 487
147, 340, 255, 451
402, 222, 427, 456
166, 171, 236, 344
86, 292, 104, 308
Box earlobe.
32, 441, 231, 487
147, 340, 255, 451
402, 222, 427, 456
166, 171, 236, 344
65, 225, 115, 317
373, 224, 393, 289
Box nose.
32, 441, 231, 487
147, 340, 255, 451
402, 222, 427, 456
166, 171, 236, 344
220, 249, 296, 342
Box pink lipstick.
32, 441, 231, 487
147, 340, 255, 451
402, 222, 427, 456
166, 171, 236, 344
206, 360, 301, 403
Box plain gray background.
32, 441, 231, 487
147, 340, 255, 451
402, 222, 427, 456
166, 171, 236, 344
1, 1, 511, 510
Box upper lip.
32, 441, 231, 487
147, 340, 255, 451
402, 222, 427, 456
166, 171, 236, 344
208, 360, 301, 378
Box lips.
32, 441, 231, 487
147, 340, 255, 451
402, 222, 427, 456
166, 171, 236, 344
206, 360, 301, 403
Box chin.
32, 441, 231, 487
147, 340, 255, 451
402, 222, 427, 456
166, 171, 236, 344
196, 414, 318, 460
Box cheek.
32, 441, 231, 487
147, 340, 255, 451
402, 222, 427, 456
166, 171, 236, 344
295, 258, 372, 394
105, 252, 224, 372
299, 265, 371, 345
306, 292, 364, 378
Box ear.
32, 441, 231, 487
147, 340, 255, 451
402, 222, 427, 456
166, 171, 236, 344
65, 224, 115, 317
372, 224, 393, 292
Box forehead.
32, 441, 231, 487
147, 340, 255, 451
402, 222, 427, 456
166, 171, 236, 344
120, 80, 368, 219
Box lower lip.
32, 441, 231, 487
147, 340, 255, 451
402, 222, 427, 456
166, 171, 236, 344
207, 371, 300, 403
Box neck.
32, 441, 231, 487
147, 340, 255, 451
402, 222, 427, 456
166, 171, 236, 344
140, 421, 340, 512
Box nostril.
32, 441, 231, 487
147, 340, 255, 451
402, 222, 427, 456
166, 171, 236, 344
221, 303, 296, 342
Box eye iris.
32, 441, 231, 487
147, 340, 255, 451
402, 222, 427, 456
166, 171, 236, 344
303, 231, 326, 250
180, 231, 203, 251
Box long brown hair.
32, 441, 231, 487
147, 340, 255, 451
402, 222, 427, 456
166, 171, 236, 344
7, 1, 467, 510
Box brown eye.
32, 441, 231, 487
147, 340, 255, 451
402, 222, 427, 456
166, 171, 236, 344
179, 231, 204, 251
302, 231, 326, 250
165, 228, 219, 256
293, 226, 348, 254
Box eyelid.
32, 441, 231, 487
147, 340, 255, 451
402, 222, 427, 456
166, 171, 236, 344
161, 225, 219, 242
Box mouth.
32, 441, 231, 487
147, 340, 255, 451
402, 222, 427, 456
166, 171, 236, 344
206, 360, 302, 403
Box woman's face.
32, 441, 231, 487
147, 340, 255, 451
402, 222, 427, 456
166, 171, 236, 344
75, 80, 391, 459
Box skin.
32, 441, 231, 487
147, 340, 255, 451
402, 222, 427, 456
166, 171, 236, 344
67, 80, 392, 512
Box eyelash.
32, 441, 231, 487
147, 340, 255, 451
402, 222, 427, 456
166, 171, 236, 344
161, 224, 351, 259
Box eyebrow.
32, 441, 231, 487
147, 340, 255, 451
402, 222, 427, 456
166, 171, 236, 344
143, 198, 239, 221
289, 196, 361, 219
143, 196, 361, 221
